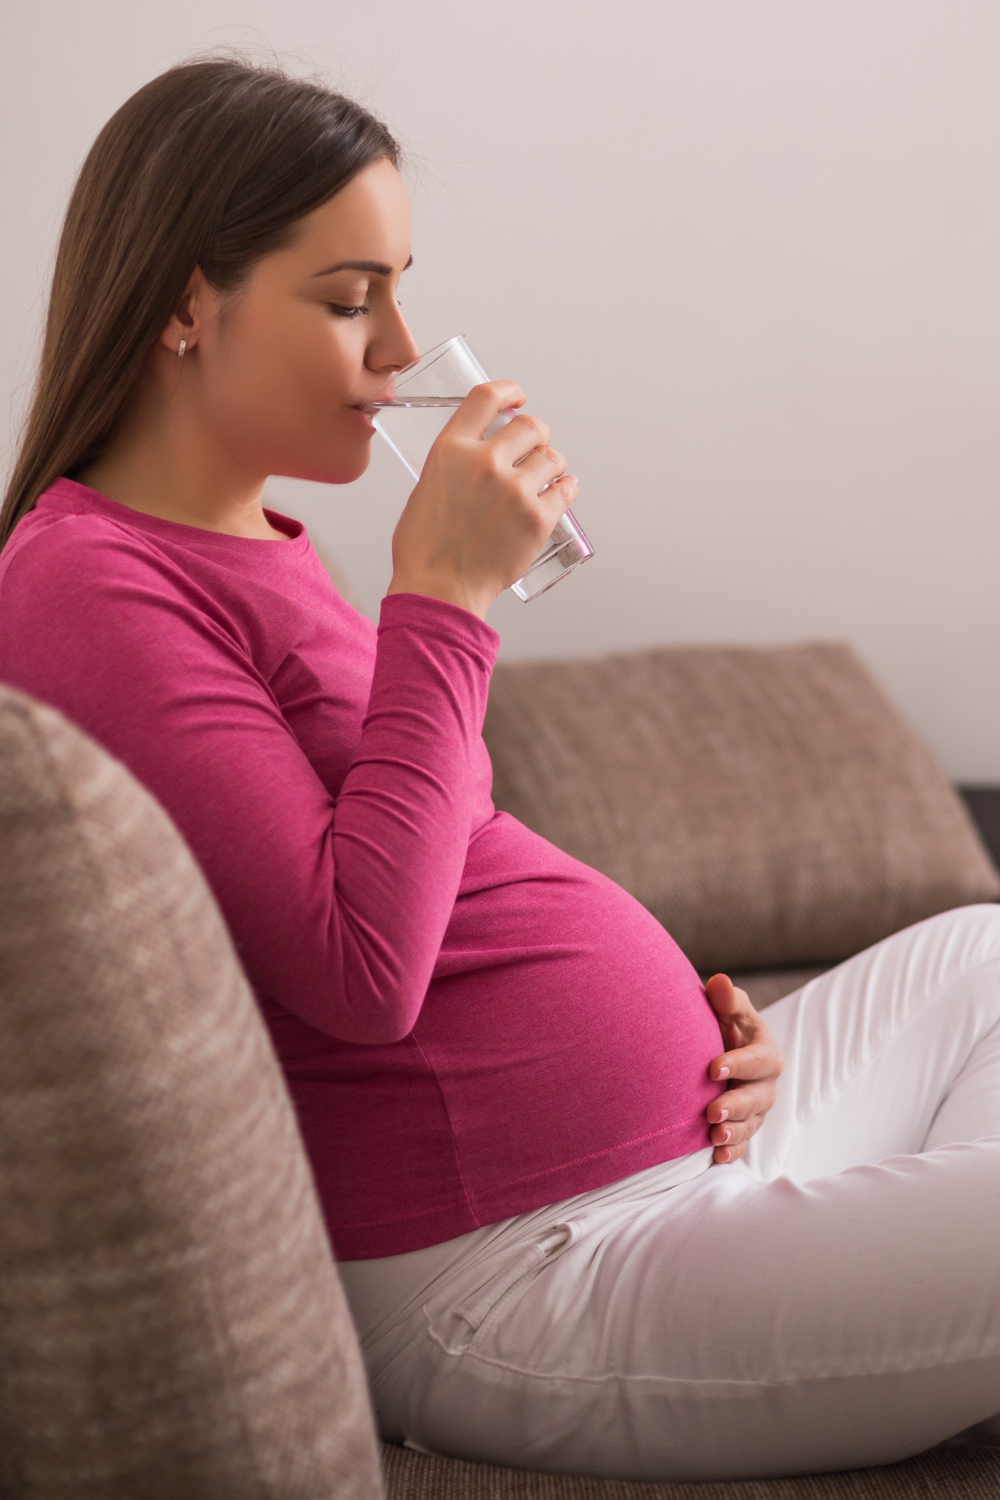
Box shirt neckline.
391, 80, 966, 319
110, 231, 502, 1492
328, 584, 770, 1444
41, 476, 309, 557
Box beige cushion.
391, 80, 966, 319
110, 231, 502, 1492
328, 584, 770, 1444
727, 967, 831, 1011
0, 687, 382, 1499
382, 1441, 1000, 1498
483, 643, 1000, 972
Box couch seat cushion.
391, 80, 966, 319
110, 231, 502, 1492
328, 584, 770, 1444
382, 1440, 1000, 1498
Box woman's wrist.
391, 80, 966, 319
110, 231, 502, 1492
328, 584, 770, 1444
386, 573, 494, 621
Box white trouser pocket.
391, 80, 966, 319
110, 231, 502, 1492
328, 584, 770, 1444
453, 1223, 579, 1336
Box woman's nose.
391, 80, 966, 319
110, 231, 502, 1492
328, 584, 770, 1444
394, 319, 421, 368
371, 315, 420, 376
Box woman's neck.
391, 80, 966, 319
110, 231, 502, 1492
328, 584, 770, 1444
78, 363, 288, 540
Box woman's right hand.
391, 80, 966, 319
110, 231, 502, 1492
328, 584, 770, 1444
385, 380, 578, 619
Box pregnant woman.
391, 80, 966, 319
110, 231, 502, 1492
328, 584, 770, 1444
1, 59, 998, 1482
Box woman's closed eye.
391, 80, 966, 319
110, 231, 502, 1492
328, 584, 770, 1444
328, 303, 369, 319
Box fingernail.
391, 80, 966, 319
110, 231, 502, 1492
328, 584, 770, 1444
717, 1109, 729, 1122
721, 1128, 732, 1143
718, 1066, 730, 1080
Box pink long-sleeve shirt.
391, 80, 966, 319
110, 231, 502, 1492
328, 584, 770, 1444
0, 479, 723, 1257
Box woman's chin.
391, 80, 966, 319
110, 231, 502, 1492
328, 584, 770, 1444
278, 447, 373, 487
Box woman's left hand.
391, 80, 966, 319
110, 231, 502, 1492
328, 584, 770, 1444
704, 974, 784, 1164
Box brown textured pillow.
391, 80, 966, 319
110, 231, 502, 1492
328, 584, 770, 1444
483, 643, 1000, 972
0, 687, 382, 1500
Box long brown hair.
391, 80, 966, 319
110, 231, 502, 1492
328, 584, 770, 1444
0, 58, 398, 549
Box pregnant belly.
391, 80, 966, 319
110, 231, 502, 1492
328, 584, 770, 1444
414, 815, 725, 1216
274, 814, 724, 1257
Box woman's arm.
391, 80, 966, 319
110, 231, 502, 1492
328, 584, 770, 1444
0, 383, 577, 1047
0, 522, 496, 1046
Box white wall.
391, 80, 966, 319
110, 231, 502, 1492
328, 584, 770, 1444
4, 2, 1000, 777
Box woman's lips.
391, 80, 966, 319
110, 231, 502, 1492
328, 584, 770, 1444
350, 404, 376, 431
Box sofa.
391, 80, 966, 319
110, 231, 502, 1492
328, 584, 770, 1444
1, 640, 998, 1499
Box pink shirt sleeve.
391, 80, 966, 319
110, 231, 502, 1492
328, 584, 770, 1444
0, 518, 499, 1044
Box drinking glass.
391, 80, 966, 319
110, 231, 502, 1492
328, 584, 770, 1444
367, 335, 593, 602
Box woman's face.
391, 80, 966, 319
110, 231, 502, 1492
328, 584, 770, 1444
189, 158, 419, 485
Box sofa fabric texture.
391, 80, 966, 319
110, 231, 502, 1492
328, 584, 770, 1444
483, 643, 1000, 972
0, 686, 382, 1500
381, 1443, 1000, 1499
727, 967, 830, 1011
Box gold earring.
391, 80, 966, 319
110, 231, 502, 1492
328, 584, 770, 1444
177, 339, 187, 358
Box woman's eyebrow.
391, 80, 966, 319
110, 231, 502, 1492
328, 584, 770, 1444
311, 255, 413, 278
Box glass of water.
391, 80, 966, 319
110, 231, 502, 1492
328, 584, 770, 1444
367, 335, 593, 602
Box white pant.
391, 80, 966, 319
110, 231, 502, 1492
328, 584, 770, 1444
341, 906, 1000, 1481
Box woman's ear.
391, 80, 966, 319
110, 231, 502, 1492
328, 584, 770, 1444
158, 268, 205, 357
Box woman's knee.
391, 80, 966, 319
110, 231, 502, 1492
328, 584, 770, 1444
915, 903, 1000, 972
